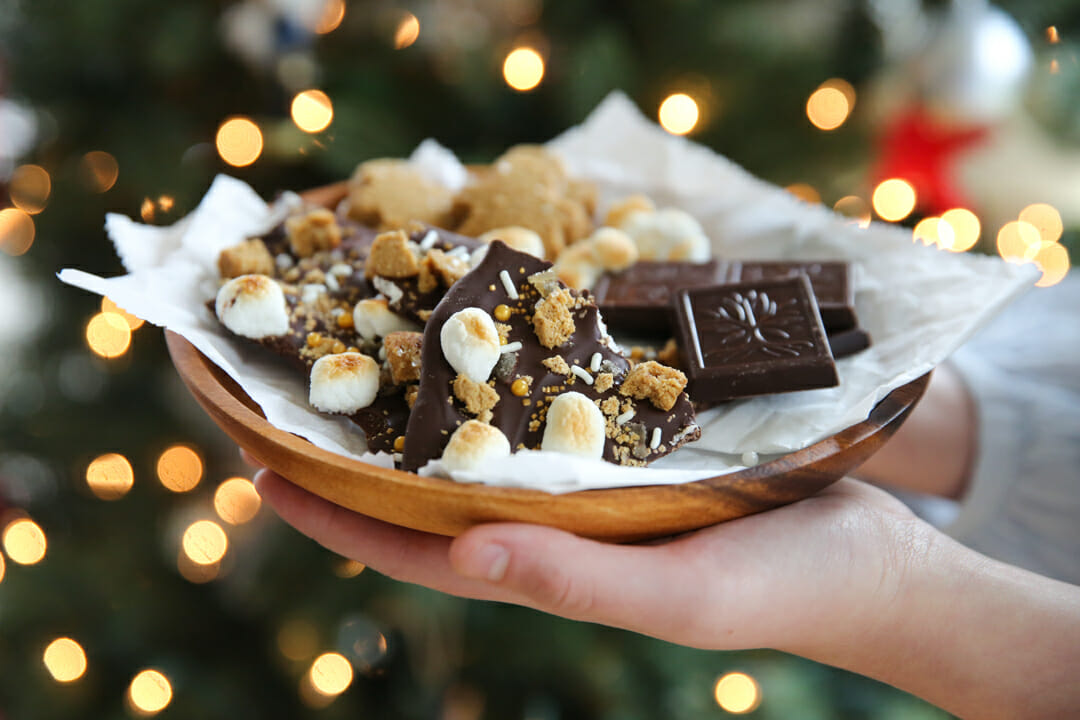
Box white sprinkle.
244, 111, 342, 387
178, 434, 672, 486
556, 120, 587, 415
393, 452, 403, 464
501, 341, 523, 354
325, 273, 340, 293
447, 245, 470, 259
741, 451, 760, 466
589, 352, 602, 372
615, 409, 635, 426
329, 262, 353, 277
499, 269, 519, 299
419, 230, 439, 252
570, 366, 594, 385
650, 427, 662, 449
378, 345, 388, 361
372, 276, 403, 304
300, 283, 326, 305
329, 248, 345, 262
275, 253, 294, 270
330, 307, 344, 318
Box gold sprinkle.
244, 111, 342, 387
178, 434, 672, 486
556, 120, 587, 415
337, 312, 354, 329
306, 332, 322, 348
393, 436, 405, 452
493, 304, 512, 322
332, 340, 346, 353
511, 378, 530, 396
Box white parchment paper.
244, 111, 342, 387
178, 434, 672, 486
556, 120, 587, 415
59, 92, 1036, 492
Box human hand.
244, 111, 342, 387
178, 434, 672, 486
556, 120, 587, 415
247, 459, 927, 659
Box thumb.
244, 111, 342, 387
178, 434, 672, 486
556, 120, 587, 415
448, 523, 719, 645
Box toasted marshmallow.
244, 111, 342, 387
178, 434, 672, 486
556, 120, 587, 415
353, 298, 420, 341
541, 391, 606, 458
619, 207, 710, 261
478, 226, 546, 259
440, 307, 501, 383
215, 274, 289, 339
440, 420, 511, 473
589, 227, 638, 271
308, 352, 380, 414
604, 194, 655, 229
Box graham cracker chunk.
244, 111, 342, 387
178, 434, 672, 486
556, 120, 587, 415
619, 360, 688, 412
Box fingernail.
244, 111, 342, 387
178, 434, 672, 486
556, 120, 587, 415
460, 542, 510, 583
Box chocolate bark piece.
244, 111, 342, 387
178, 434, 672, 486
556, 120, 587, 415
827, 326, 871, 359
401, 241, 700, 472
673, 275, 838, 403
591, 260, 730, 332
726, 261, 856, 332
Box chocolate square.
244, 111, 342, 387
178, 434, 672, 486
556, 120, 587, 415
592, 260, 730, 332
727, 261, 856, 331
674, 275, 838, 403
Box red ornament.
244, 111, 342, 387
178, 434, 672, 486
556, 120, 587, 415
872, 106, 991, 216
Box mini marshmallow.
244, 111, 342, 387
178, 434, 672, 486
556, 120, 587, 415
440, 307, 501, 383
440, 420, 511, 473
308, 352, 380, 414
353, 298, 420, 341
478, 226, 546, 259
619, 207, 710, 262
588, 227, 638, 271
215, 274, 289, 339
541, 391, 606, 459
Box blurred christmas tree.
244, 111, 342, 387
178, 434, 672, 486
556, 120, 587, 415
0, 0, 1075, 717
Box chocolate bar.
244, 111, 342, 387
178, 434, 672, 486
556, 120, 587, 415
591, 260, 729, 332
673, 275, 838, 403
726, 260, 856, 332
402, 241, 701, 471
828, 326, 871, 359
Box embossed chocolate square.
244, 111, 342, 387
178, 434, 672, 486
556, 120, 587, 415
674, 275, 838, 403
727, 260, 856, 331
591, 259, 730, 332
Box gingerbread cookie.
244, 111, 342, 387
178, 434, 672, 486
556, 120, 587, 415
345, 158, 456, 231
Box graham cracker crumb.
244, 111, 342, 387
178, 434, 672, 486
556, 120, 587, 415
619, 360, 687, 412
599, 396, 621, 417
383, 331, 423, 384
453, 374, 499, 417
657, 338, 681, 369
285, 208, 342, 257
217, 239, 274, 278
532, 288, 576, 348
365, 230, 420, 279
405, 384, 418, 409
542, 355, 571, 376
594, 372, 614, 393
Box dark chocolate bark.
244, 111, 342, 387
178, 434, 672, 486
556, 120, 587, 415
674, 275, 838, 403
402, 241, 700, 472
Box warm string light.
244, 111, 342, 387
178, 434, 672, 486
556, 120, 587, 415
0, 207, 35, 256
714, 672, 761, 714
214, 477, 261, 525
872, 178, 916, 222
181, 519, 228, 566
502, 47, 545, 91
315, 0, 345, 34
80, 151, 119, 193
9, 164, 51, 214
784, 183, 821, 204
394, 11, 420, 49
291, 90, 334, 133
101, 297, 145, 330
658, 93, 700, 136
86, 453, 135, 500
995, 203, 1071, 286
156, 445, 203, 492
309, 652, 354, 696
2, 517, 47, 565
85, 312, 132, 358
43, 638, 88, 683
278, 619, 320, 661
216, 117, 264, 167
833, 195, 872, 228
806, 78, 855, 131
128, 669, 173, 715
333, 558, 366, 578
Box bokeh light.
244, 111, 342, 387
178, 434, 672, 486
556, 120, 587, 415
278, 619, 320, 661
291, 90, 334, 133
1047, 26, 1060, 43
156, 445, 203, 492
1033, 242, 1070, 287
0, 208, 35, 256
216, 117, 263, 167
309, 652, 354, 696
333, 558, 366, 578
394, 11, 420, 49
101, 297, 145, 330
913, 217, 955, 248
806, 80, 853, 131
996, 220, 1042, 263
43, 638, 88, 683
79, 151, 119, 193
86, 453, 135, 500
833, 195, 871, 228
502, 47, 545, 91
714, 672, 761, 713
177, 546, 222, 584
784, 183, 821, 204
0, 553, 5, 584
658, 93, 700, 135
1018, 203, 1063, 245
128, 669, 172, 715
3, 518, 47, 565
181, 520, 228, 565
315, 0, 345, 34
214, 477, 261, 525
939, 208, 981, 252
86, 312, 132, 358
872, 178, 916, 222
9, 164, 51, 214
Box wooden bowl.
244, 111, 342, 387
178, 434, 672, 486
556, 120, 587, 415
167, 331, 929, 542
